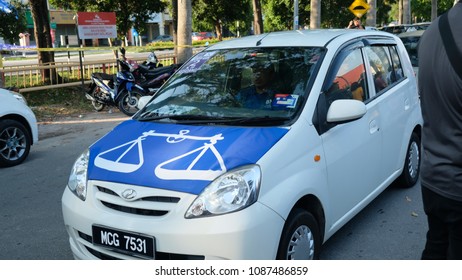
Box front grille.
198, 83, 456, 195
84, 245, 205, 260
86, 246, 120, 260
101, 201, 168, 216
94, 184, 181, 217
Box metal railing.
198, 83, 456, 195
0, 51, 177, 93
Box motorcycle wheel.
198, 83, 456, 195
91, 100, 105, 111
118, 90, 145, 116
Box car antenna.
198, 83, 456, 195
256, 32, 270, 46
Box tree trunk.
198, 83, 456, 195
214, 20, 223, 41
431, 0, 438, 20
403, 0, 411, 24
399, 0, 403, 24
310, 0, 321, 29
172, 0, 178, 59
366, 0, 377, 27
29, 0, 58, 84
177, 0, 192, 64
252, 0, 263, 34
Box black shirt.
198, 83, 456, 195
418, 2, 462, 201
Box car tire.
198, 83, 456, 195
276, 208, 321, 260
397, 132, 420, 188
0, 119, 31, 167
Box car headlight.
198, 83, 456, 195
10, 91, 27, 105
68, 149, 89, 201
185, 165, 261, 218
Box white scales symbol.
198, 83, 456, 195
94, 129, 226, 181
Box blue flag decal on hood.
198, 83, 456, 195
88, 120, 288, 194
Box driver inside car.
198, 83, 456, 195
236, 59, 277, 109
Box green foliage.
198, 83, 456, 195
146, 38, 221, 48
321, 0, 357, 28
49, 0, 167, 41
262, 0, 389, 30
263, 0, 295, 31
411, 0, 454, 22
0, 0, 28, 44
192, 0, 251, 37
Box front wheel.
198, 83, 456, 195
396, 132, 421, 188
117, 90, 145, 116
0, 119, 32, 167
276, 209, 321, 260
91, 100, 105, 111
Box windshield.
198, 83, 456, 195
135, 47, 324, 126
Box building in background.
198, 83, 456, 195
2, 0, 173, 47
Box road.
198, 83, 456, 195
0, 110, 129, 260
0, 110, 427, 260
2, 50, 173, 67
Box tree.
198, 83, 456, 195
50, 0, 167, 45
0, 0, 27, 44
252, 0, 264, 34
177, 0, 192, 63
29, 0, 56, 84
263, 0, 297, 31
310, 0, 321, 29
192, 0, 250, 40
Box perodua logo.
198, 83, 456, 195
121, 189, 137, 200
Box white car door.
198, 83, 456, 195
363, 44, 414, 181
315, 45, 383, 229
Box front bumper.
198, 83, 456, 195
62, 180, 285, 260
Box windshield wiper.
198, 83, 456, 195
228, 116, 292, 125
138, 114, 234, 123
138, 114, 291, 125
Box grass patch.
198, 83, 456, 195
22, 86, 95, 122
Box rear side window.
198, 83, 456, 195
364, 45, 406, 95
388, 46, 405, 84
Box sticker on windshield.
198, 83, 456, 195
178, 51, 217, 74
272, 94, 299, 109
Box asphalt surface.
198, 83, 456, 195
0, 109, 428, 260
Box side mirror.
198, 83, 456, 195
137, 96, 152, 109
326, 99, 366, 123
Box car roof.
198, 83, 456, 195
397, 30, 425, 38
206, 29, 396, 50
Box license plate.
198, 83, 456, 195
92, 225, 155, 259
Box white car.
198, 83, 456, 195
62, 29, 422, 260
0, 88, 38, 167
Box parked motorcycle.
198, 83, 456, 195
87, 48, 180, 116
86, 54, 145, 116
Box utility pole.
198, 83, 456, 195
294, 0, 299, 30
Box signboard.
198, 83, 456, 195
348, 0, 370, 18
77, 12, 117, 39
50, 11, 75, 24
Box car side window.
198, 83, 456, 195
324, 48, 368, 106
364, 46, 394, 94
314, 47, 368, 134
388, 46, 406, 83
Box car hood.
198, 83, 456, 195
87, 120, 288, 194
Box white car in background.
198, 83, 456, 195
398, 30, 425, 76
0, 88, 38, 167
62, 29, 422, 260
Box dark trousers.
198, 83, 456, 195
421, 186, 462, 260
